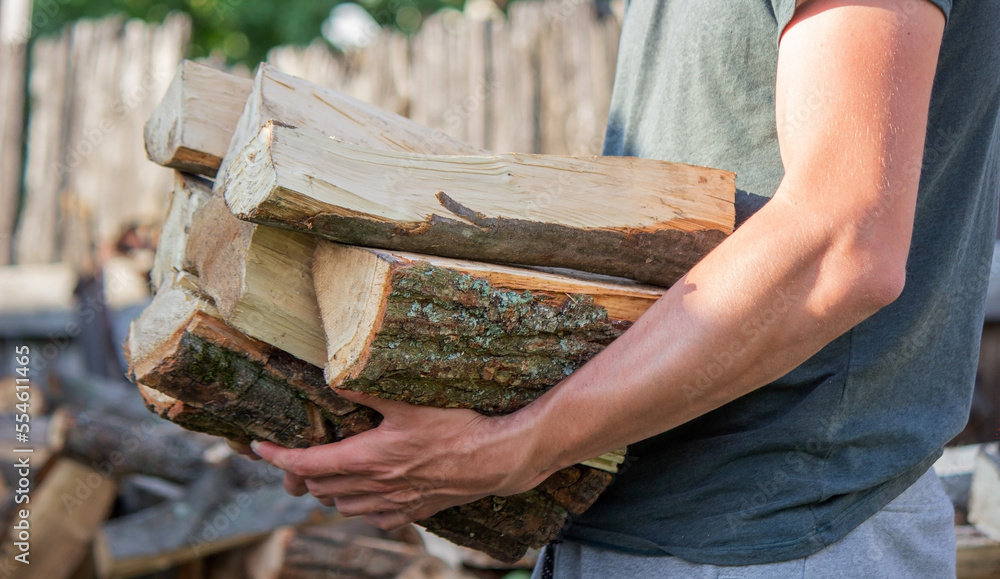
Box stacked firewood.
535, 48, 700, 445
126, 60, 737, 563
0, 371, 539, 578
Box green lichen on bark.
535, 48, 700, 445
340, 263, 631, 414
145, 329, 378, 448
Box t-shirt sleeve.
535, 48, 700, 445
772, 0, 952, 36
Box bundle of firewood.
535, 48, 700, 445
126, 60, 737, 562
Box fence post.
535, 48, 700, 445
0, 0, 31, 265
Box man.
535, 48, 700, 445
250, 0, 1000, 575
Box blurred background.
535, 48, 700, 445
0, 0, 626, 576
0, 0, 997, 577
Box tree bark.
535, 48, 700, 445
94, 463, 342, 579
247, 521, 444, 579
223, 121, 734, 287
59, 406, 216, 485
313, 241, 662, 413
126, 279, 378, 448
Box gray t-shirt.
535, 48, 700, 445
561, 0, 1000, 565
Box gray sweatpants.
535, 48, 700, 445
532, 468, 955, 578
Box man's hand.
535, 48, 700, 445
250, 389, 552, 529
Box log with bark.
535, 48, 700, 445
178, 63, 483, 365
143, 60, 252, 177
126, 277, 378, 448
59, 406, 218, 485
313, 241, 662, 413
0, 459, 117, 579
222, 121, 735, 286
247, 520, 446, 579
94, 461, 341, 579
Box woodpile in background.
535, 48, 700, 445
934, 443, 1000, 578
127, 59, 735, 563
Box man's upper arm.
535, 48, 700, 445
773, 0, 944, 292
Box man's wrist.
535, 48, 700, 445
486, 400, 563, 495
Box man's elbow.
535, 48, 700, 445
840, 249, 907, 317
816, 231, 909, 321
859, 264, 906, 311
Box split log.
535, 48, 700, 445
223, 122, 735, 286
150, 172, 213, 290
0, 459, 117, 579
94, 463, 340, 579
969, 444, 1000, 542
213, 63, 481, 189
313, 241, 662, 413
59, 406, 216, 485
420, 464, 613, 562
180, 63, 482, 364
126, 277, 378, 447
94, 464, 229, 579
248, 521, 447, 579
311, 242, 657, 561
0, 412, 65, 465
184, 193, 326, 366
143, 60, 252, 177
50, 372, 157, 422
1, 404, 221, 487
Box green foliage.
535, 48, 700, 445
29, 0, 467, 66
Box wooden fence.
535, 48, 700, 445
0, 0, 621, 273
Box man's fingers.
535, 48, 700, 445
303, 475, 393, 498
251, 440, 352, 478
284, 472, 308, 497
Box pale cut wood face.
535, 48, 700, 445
314, 241, 394, 384
143, 60, 252, 176
127, 280, 213, 376
235, 122, 734, 233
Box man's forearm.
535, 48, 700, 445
499, 0, 944, 485
504, 189, 900, 479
